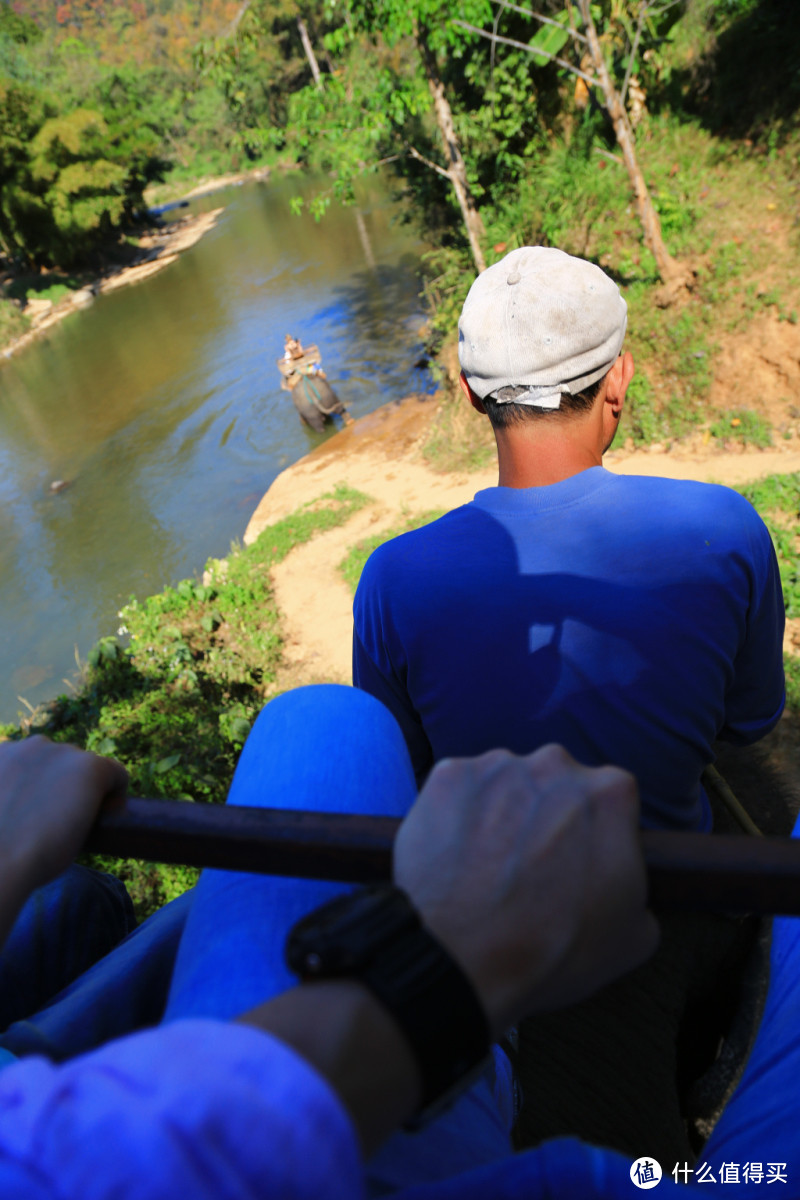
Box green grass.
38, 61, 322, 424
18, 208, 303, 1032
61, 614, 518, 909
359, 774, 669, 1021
5, 271, 84, 305
0, 297, 29, 346
339, 510, 446, 594
0, 483, 370, 918
786, 657, 800, 711
736, 471, 800, 713
710, 409, 773, 449
422, 388, 496, 474
739, 473, 800, 619
618, 368, 705, 448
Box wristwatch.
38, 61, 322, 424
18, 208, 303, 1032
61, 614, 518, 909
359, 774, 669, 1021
285, 883, 491, 1111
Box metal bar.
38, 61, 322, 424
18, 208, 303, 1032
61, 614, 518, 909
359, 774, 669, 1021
85, 798, 800, 915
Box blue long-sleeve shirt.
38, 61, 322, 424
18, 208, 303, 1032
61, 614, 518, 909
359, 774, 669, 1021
0, 1016, 795, 1197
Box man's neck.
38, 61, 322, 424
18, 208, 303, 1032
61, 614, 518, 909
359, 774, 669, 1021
494, 424, 604, 488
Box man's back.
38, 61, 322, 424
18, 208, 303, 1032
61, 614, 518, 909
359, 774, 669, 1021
353, 467, 785, 830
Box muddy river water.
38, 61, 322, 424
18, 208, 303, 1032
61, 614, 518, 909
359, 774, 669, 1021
0, 174, 432, 722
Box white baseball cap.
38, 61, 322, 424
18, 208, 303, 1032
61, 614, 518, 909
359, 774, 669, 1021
458, 246, 628, 409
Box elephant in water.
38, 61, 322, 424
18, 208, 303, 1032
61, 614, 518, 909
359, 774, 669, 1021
288, 373, 350, 433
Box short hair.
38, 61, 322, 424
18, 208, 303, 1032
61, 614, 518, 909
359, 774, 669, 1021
480, 375, 606, 430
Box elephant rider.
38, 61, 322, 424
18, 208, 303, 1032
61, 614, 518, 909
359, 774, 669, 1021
353, 245, 785, 827
351, 245, 785, 1159
283, 333, 305, 362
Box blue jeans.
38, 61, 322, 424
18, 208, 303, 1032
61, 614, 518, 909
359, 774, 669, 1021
3, 685, 799, 1196
0, 864, 136, 1058
0, 686, 514, 1194
162, 685, 515, 1196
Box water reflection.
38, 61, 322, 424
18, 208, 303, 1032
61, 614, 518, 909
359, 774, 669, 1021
0, 175, 432, 721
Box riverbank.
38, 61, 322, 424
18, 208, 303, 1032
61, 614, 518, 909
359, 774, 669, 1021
0, 206, 225, 363
144, 164, 274, 207
0, 163, 277, 363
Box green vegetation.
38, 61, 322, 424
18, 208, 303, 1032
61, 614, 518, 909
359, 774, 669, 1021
786, 658, 800, 711
0, 484, 370, 917
338, 510, 446, 593
2, 0, 799, 385
0, 297, 29, 345
422, 391, 495, 474
738, 472, 800, 715
739, 474, 800, 620
710, 409, 773, 449
0, 75, 166, 270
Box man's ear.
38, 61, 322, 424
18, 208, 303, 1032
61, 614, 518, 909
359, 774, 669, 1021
459, 371, 487, 414
604, 352, 634, 416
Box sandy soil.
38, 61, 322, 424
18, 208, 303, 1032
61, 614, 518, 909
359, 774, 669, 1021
245, 393, 800, 691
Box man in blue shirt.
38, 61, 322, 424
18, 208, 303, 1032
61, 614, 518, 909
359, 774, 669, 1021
352, 246, 786, 1158
353, 246, 785, 832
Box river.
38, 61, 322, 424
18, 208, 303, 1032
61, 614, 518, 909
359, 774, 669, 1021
0, 174, 433, 723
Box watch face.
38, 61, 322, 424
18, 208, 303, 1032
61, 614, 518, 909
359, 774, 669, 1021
286, 884, 419, 978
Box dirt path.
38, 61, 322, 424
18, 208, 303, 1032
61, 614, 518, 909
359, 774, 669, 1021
244, 394, 800, 690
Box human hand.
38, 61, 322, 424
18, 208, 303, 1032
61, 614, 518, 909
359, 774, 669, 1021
0, 736, 128, 898
393, 745, 659, 1038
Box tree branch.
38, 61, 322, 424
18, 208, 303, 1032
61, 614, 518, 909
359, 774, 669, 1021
297, 17, 323, 89
594, 147, 623, 164
223, 0, 252, 39
488, 0, 587, 45
620, 0, 648, 108
451, 21, 598, 87
407, 144, 452, 181
489, 0, 506, 117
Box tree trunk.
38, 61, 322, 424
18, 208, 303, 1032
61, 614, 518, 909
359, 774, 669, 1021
225, 0, 253, 39
297, 17, 323, 90
576, 0, 685, 288
355, 209, 376, 269
417, 35, 486, 274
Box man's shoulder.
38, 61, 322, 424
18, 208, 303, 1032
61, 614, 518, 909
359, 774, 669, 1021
361, 505, 475, 570
354, 504, 483, 615
613, 472, 763, 525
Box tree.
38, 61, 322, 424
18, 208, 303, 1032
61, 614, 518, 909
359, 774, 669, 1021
296, 15, 323, 87
0, 81, 165, 269
415, 30, 486, 272
454, 0, 692, 289
349, 0, 491, 273
0, 80, 49, 263
193, 1, 340, 159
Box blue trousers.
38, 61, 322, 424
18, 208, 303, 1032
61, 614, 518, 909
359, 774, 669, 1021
0, 865, 136, 1054
0, 687, 513, 1193
1, 685, 799, 1196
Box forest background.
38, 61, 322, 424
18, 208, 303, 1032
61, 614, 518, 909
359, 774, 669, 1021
0, 0, 799, 913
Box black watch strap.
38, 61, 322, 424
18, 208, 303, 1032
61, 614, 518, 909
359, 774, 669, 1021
286, 884, 491, 1109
